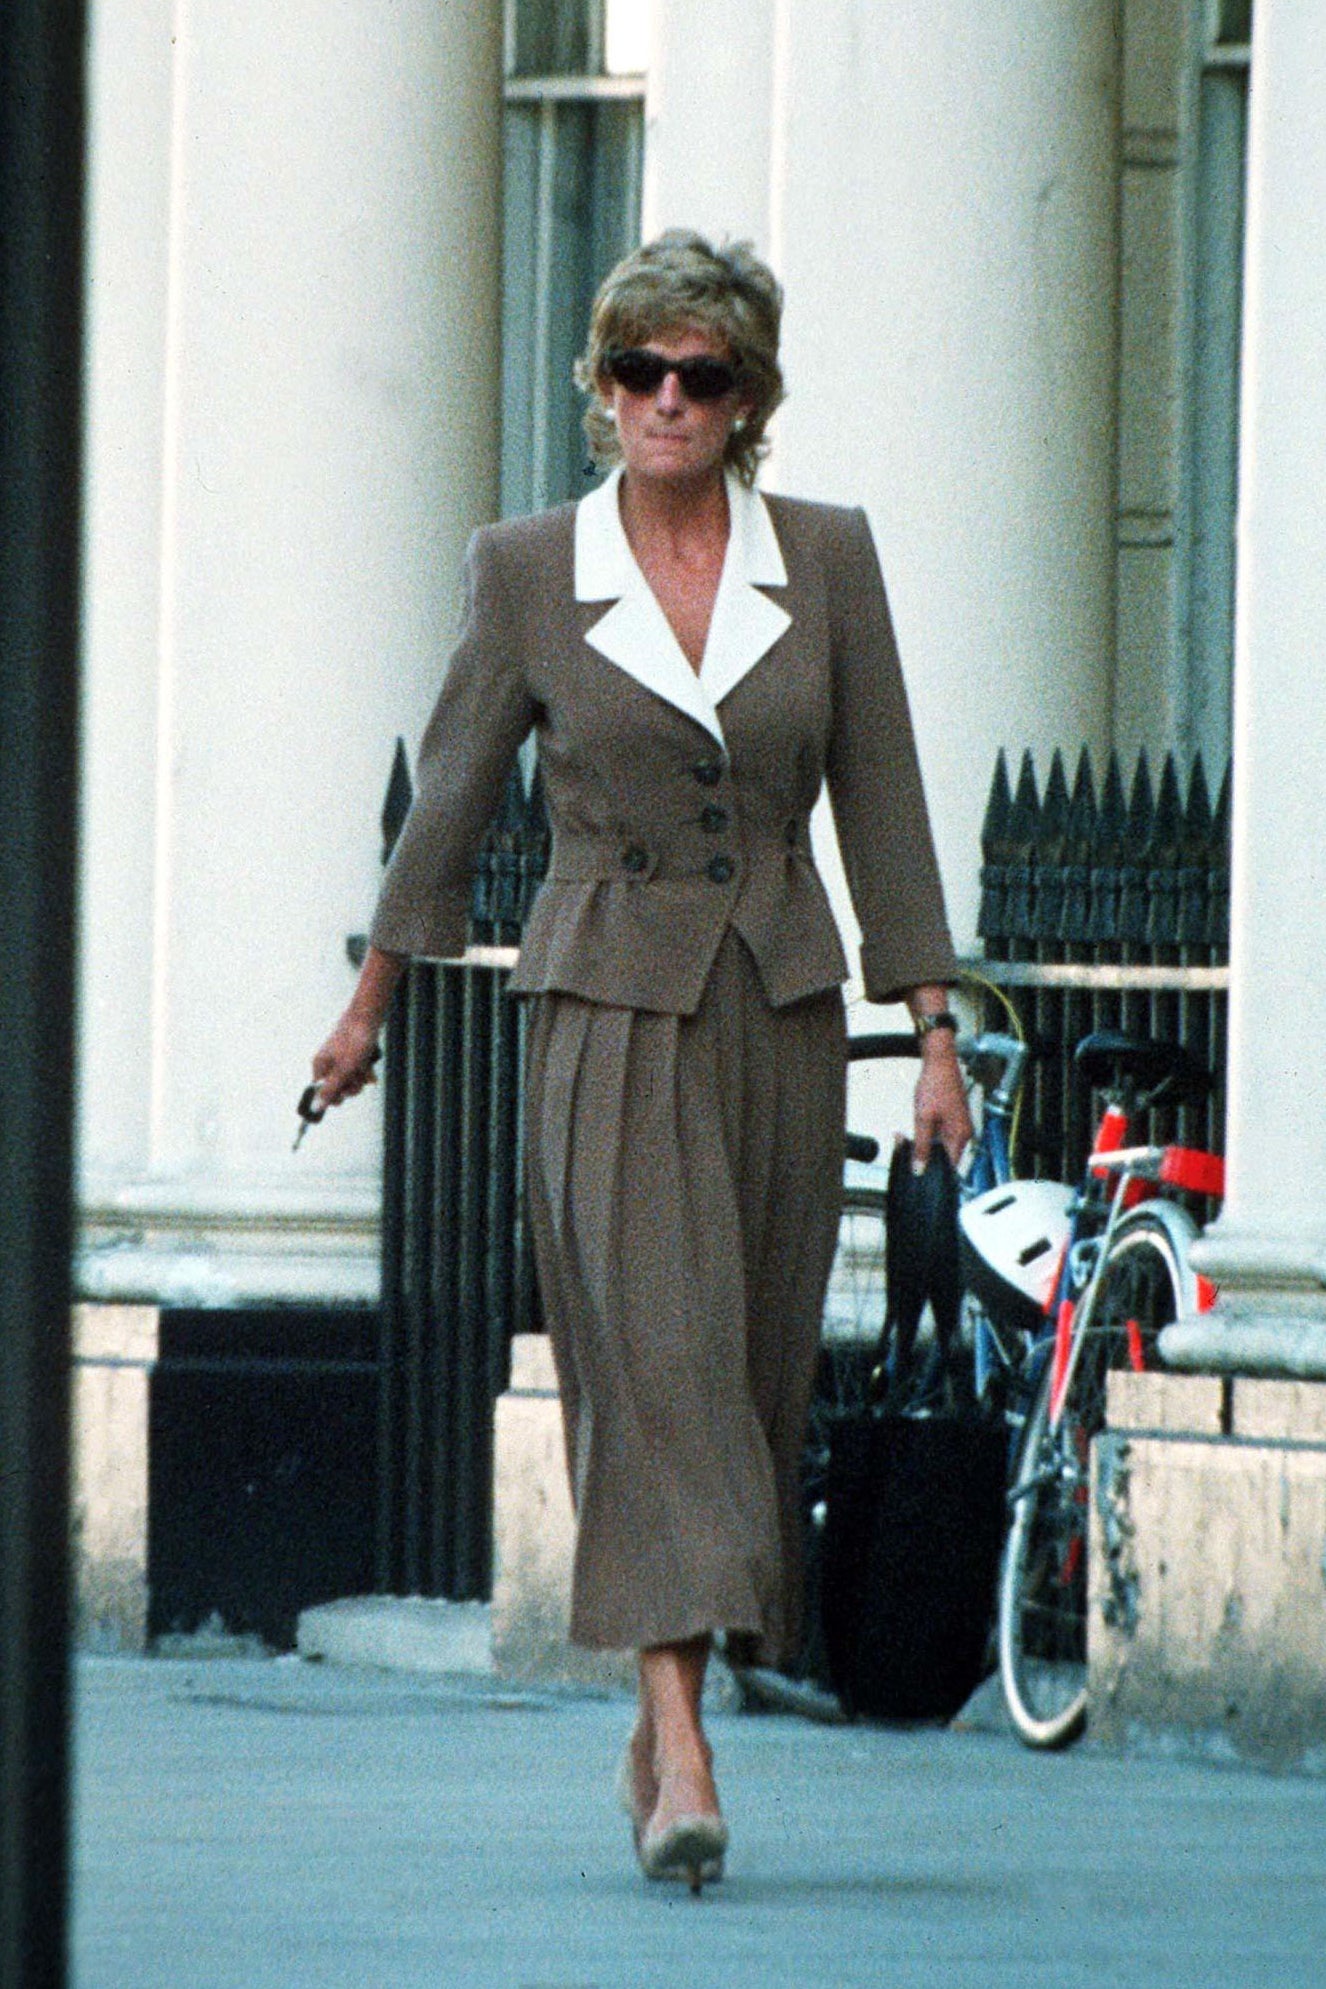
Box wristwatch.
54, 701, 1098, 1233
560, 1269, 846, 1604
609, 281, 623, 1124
913, 1009, 959, 1041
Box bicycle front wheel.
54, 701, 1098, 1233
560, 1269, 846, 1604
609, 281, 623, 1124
815, 1184, 889, 1423
998, 1210, 1187, 1748
795, 1184, 887, 1685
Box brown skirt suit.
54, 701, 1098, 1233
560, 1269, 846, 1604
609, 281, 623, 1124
370, 471, 957, 1664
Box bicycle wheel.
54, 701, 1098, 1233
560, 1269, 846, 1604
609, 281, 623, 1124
815, 1184, 889, 1422
998, 1211, 1185, 1748
794, 1184, 887, 1684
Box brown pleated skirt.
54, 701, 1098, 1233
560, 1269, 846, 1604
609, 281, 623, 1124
524, 930, 847, 1664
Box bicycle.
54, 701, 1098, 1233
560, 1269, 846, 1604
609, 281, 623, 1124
991, 1030, 1224, 1748
807, 1016, 1223, 1738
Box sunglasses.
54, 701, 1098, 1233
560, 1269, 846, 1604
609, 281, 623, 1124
601, 347, 741, 403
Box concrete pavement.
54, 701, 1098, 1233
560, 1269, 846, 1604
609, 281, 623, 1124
72, 1654, 1326, 1989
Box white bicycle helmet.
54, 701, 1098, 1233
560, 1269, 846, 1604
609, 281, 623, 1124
959, 1178, 1073, 1338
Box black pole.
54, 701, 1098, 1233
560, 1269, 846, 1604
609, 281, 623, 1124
0, 4, 87, 1986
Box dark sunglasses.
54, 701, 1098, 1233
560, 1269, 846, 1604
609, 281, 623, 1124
602, 347, 741, 403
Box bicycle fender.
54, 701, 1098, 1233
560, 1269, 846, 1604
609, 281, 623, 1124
1107, 1200, 1202, 1317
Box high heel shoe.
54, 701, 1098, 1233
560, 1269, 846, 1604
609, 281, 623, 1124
639, 1810, 729, 1896
616, 1746, 725, 1888
615, 1744, 647, 1861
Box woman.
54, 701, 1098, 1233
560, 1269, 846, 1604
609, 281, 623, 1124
312, 231, 971, 1890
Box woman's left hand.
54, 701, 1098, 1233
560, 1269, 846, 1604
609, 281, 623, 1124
912, 1036, 973, 1171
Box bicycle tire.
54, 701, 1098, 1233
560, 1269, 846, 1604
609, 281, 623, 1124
997, 1209, 1187, 1749
815, 1184, 889, 1419
794, 1184, 888, 1684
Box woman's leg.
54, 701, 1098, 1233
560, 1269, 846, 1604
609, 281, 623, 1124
637, 1635, 720, 1830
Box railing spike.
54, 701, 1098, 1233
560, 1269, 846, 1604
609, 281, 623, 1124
1040, 750, 1071, 847
1213, 759, 1232, 845
1089, 752, 1126, 945
382, 737, 414, 864
1176, 753, 1213, 950
977, 750, 1013, 942
1033, 751, 1070, 940
1119, 751, 1154, 943
1004, 751, 1040, 943
1185, 753, 1212, 843
1211, 759, 1232, 951
1067, 747, 1097, 838
1096, 751, 1127, 857
1060, 748, 1096, 943
1124, 749, 1154, 850
1151, 753, 1183, 853
980, 749, 1013, 858
1010, 749, 1040, 835
1147, 753, 1183, 946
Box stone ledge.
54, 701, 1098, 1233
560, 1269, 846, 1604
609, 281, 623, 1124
296, 1596, 493, 1676
1160, 1317, 1326, 1380
75, 1243, 379, 1308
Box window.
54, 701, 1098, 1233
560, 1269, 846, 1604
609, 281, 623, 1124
501, 0, 647, 517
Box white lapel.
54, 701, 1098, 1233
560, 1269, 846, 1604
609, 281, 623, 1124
574, 467, 792, 747
701, 474, 792, 709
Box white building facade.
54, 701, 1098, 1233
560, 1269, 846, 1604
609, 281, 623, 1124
73, 0, 1326, 1649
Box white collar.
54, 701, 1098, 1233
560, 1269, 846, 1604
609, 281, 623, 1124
573, 467, 792, 746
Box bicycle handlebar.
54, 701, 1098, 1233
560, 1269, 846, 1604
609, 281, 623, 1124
845, 1032, 920, 1062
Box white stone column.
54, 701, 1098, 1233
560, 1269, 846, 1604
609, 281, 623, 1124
768, 0, 1119, 960
642, 0, 778, 251
1175, 1, 1326, 1374
77, 1, 504, 1304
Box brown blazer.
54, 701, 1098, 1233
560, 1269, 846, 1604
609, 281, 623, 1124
370, 477, 957, 1013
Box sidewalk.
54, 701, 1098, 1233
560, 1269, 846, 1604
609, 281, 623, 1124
72, 1654, 1326, 1989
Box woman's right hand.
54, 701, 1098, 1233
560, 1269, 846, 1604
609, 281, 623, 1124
308, 945, 405, 1112
311, 1012, 382, 1111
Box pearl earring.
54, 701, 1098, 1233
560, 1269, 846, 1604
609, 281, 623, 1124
603, 405, 617, 424
732, 415, 747, 433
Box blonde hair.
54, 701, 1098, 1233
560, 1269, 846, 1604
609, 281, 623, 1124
575, 230, 785, 487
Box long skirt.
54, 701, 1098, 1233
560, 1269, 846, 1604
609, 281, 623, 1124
524, 930, 847, 1665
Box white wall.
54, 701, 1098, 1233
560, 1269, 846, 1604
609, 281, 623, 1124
78, 1, 504, 1300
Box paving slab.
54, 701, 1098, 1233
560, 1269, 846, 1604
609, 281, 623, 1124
71, 1655, 1326, 1989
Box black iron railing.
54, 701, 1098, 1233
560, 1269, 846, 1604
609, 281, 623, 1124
969, 746, 1230, 1184
372, 747, 548, 1602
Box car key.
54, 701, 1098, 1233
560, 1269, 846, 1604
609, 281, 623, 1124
293, 1045, 381, 1151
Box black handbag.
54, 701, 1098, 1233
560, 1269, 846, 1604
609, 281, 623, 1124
818, 1141, 1006, 1720
820, 1410, 1006, 1720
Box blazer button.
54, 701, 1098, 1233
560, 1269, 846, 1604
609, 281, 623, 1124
692, 761, 724, 788
700, 804, 729, 834
706, 854, 736, 885
621, 844, 650, 875
784, 819, 800, 847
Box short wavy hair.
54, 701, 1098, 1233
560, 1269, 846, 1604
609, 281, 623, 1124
575, 230, 785, 488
